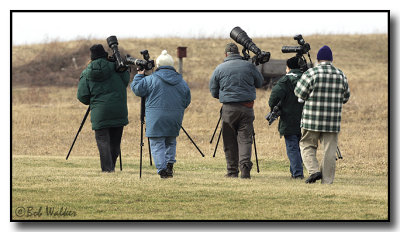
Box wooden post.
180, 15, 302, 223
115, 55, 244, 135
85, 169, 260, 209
178, 57, 183, 74
177, 47, 187, 74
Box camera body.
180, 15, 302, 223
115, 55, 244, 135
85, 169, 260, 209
230, 27, 271, 65
106, 35, 155, 72
281, 34, 312, 72
281, 34, 311, 55
265, 101, 281, 125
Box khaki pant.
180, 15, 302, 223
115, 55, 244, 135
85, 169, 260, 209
221, 103, 254, 177
299, 129, 338, 184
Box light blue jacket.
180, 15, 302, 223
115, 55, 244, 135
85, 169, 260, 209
209, 54, 264, 103
131, 66, 191, 137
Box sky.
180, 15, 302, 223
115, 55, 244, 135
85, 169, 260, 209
12, 12, 388, 45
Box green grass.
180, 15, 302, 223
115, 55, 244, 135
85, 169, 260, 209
12, 155, 388, 220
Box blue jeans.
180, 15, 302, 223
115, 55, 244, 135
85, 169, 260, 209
149, 137, 177, 174
284, 134, 304, 178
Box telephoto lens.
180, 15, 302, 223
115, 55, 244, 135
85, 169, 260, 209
230, 27, 261, 55
281, 46, 302, 53
106, 35, 127, 72
106, 35, 118, 48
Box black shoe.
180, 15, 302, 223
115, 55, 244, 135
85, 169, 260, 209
240, 165, 251, 179
292, 175, 304, 179
166, 163, 174, 178
305, 172, 322, 184
224, 173, 238, 178
240, 167, 251, 179
240, 171, 251, 179
159, 169, 168, 179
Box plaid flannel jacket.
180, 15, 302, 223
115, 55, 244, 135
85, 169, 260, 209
294, 62, 350, 132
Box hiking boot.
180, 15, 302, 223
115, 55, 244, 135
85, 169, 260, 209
240, 164, 252, 179
240, 169, 251, 179
224, 173, 238, 178
166, 163, 174, 178
305, 172, 322, 184
159, 169, 168, 179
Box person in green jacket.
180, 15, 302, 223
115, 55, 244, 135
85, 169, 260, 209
268, 56, 304, 179
77, 44, 130, 172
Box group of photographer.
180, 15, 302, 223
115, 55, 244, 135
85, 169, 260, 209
77, 45, 190, 178
210, 42, 350, 184
76, 30, 350, 184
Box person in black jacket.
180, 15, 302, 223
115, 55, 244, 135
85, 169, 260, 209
268, 56, 304, 179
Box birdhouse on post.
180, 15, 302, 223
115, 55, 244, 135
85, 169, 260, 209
177, 47, 187, 74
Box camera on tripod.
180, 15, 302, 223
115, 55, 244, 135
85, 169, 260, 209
230, 27, 271, 65
281, 34, 313, 72
265, 101, 281, 125
106, 35, 155, 72
125, 50, 155, 71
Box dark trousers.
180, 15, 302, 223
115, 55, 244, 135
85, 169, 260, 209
95, 126, 124, 172
221, 103, 254, 177
284, 134, 304, 178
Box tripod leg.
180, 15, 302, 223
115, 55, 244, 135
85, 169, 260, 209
213, 127, 222, 157
253, 131, 260, 173
66, 106, 90, 160
336, 146, 343, 160
119, 152, 122, 171
210, 114, 222, 144
140, 122, 144, 178
181, 126, 205, 157
147, 137, 152, 166
210, 107, 223, 144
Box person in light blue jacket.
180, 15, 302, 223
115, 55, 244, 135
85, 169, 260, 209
131, 50, 191, 178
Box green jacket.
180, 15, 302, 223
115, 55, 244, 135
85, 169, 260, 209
77, 58, 130, 130
268, 69, 304, 136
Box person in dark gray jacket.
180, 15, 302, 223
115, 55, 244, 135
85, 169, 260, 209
209, 43, 264, 179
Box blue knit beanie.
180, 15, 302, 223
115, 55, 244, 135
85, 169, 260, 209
317, 45, 333, 61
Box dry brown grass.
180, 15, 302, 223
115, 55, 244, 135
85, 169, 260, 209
12, 34, 388, 174
11, 34, 388, 220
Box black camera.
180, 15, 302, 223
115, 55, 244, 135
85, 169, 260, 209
125, 50, 155, 71
281, 34, 313, 72
106, 35, 155, 72
106, 35, 128, 72
230, 27, 270, 65
265, 101, 281, 125
281, 34, 310, 54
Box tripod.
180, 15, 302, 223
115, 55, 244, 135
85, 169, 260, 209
66, 106, 122, 171
210, 107, 260, 173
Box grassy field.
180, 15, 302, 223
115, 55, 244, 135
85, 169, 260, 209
11, 34, 388, 220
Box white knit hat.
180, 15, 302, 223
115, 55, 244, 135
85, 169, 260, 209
156, 50, 174, 67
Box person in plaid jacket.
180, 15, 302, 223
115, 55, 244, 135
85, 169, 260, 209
294, 45, 350, 184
